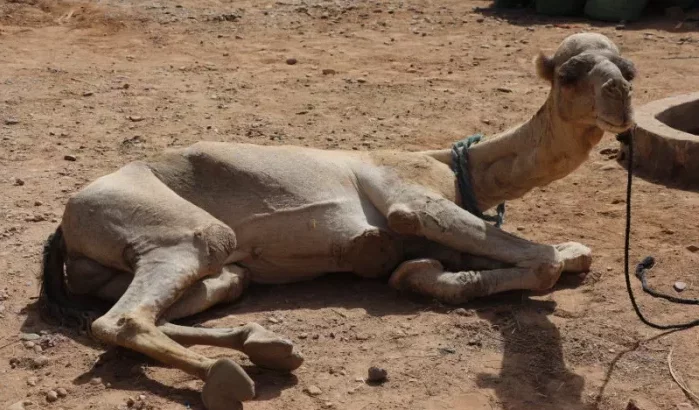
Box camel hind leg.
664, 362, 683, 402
68, 259, 250, 320
62, 163, 259, 409
69, 256, 304, 373
90, 239, 255, 410
159, 322, 304, 371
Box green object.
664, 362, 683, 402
451, 135, 506, 228
584, 0, 650, 21
535, 0, 586, 16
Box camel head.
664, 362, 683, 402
535, 32, 636, 133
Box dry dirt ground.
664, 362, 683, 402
1, 1, 699, 409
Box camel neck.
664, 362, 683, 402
424, 96, 603, 211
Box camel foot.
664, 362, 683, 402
202, 358, 254, 410
388, 258, 443, 290
243, 323, 304, 371
555, 242, 592, 273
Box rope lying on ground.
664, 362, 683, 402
619, 127, 699, 330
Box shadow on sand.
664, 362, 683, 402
471, 2, 699, 34
20, 271, 591, 409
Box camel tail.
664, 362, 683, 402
39, 226, 105, 333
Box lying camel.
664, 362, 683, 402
39, 32, 635, 409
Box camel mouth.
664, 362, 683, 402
596, 117, 632, 133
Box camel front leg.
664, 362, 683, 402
389, 259, 551, 304
361, 173, 591, 287
387, 196, 554, 265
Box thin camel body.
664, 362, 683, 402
39, 33, 636, 410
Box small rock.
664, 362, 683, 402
26, 214, 46, 222
674, 281, 687, 292
476, 18, 484, 23
4, 117, 19, 125
56, 387, 68, 398
322, 402, 335, 409
128, 116, 144, 122
27, 376, 38, 387
686, 245, 699, 253
63, 155, 77, 161
467, 338, 483, 347
286, 58, 298, 65
267, 316, 281, 324
14, 178, 25, 186
304, 385, 322, 396
298, 333, 308, 339
82, 91, 94, 97
24, 341, 35, 349
516, 226, 525, 231
33, 345, 43, 353
138, 395, 146, 402
367, 366, 388, 383
89, 377, 103, 385
481, 119, 491, 125
46, 390, 59, 402
600, 164, 617, 171
357, 78, 367, 84
322, 69, 336, 75
34, 201, 43, 206
20, 333, 41, 341
625, 399, 641, 410
496, 87, 513, 93
126, 397, 135, 407
31, 355, 50, 369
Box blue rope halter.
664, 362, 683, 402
451, 134, 506, 228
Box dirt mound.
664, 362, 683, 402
0, 0, 133, 31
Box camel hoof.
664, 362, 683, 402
555, 242, 592, 273
202, 358, 254, 410
249, 347, 305, 372
242, 323, 305, 372
388, 258, 443, 290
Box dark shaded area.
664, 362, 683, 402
20, 270, 589, 409
472, 0, 699, 33
475, 299, 590, 410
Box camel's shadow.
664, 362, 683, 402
20, 271, 589, 409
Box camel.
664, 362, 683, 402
38, 32, 635, 410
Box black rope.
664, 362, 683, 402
622, 126, 699, 330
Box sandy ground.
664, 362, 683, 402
1, 1, 699, 409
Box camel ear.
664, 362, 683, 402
534, 52, 555, 82
557, 54, 596, 86
610, 56, 637, 81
